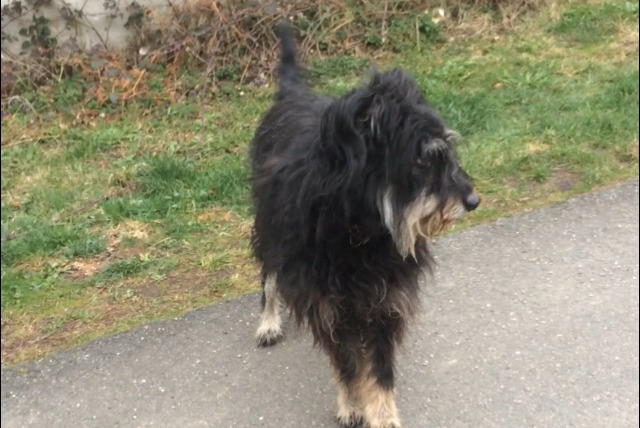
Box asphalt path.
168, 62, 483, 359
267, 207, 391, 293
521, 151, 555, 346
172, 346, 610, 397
2, 179, 638, 428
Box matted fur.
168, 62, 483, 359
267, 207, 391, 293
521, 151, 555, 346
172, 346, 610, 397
251, 23, 478, 428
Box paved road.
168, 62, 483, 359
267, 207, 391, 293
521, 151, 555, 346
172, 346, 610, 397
2, 180, 639, 428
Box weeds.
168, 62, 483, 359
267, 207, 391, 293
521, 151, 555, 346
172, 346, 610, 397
2, 0, 550, 108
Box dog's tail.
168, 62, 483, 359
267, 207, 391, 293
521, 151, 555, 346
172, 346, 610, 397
275, 22, 306, 98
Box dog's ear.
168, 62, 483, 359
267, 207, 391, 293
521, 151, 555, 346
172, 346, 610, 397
320, 92, 380, 161
322, 91, 388, 167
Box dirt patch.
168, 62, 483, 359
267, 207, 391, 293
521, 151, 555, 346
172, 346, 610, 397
138, 267, 229, 299
1, 314, 70, 364
195, 206, 245, 225
63, 244, 147, 281
612, 24, 639, 58
499, 167, 580, 205
63, 219, 154, 281
111, 246, 147, 261
65, 256, 110, 281
630, 141, 639, 161
526, 141, 550, 155
548, 168, 579, 192
137, 283, 163, 298
106, 220, 151, 247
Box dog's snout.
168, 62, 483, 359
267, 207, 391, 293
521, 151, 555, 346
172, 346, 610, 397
464, 192, 480, 211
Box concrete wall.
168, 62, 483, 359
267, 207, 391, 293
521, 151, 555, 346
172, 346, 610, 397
1, 0, 178, 54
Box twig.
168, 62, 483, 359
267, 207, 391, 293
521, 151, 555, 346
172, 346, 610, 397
381, 0, 389, 46
61, 0, 109, 49
126, 69, 146, 100
70, 186, 133, 217
32, 330, 57, 344
0, 50, 51, 78
3, 95, 39, 115
211, 1, 226, 23
79, 15, 109, 49
1, 137, 45, 149
198, 46, 218, 148
415, 15, 420, 52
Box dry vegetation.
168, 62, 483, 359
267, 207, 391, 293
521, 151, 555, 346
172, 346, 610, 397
2, 0, 547, 104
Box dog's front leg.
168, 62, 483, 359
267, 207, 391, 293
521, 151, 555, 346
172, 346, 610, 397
356, 322, 402, 428
334, 369, 364, 428
327, 331, 365, 427
255, 273, 284, 346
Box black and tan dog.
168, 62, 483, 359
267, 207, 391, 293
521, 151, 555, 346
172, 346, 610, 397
250, 23, 479, 428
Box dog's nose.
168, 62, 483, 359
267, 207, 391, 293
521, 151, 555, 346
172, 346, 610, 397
464, 192, 480, 211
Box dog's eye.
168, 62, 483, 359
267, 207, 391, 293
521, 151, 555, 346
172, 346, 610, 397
417, 154, 432, 168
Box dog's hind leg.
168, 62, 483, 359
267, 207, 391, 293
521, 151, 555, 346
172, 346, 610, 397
255, 273, 284, 346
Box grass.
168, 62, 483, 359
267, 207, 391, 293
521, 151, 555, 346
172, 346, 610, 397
1, 0, 638, 366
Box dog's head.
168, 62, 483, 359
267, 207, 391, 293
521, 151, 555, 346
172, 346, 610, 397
320, 69, 479, 259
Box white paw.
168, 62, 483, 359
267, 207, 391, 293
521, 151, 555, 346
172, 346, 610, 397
255, 325, 283, 347
336, 410, 363, 428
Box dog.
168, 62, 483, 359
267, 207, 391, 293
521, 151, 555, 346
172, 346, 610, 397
250, 23, 479, 428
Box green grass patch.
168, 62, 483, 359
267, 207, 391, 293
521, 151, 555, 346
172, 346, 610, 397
551, 2, 639, 45
1, 0, 638, 366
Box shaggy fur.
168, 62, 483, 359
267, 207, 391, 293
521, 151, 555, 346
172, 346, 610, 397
250, 23, 479, 428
